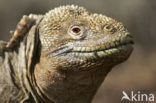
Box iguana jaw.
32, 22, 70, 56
49, 33, 134, 69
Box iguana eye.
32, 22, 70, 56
72, 27, 81, 34
68, 25, 86, 39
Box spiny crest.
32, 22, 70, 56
6, 15, 36, 49
6, 14, 43, 49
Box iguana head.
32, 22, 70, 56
32, 5, 133, 103
38, 5, 133, 70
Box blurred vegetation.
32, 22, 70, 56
0, 0, 155, 103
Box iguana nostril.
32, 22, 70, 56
105, 25, 111, 29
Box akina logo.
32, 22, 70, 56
121, 91, 154, 102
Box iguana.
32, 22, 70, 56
0, 5, 134, 103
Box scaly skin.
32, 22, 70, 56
0, 5, 133, 103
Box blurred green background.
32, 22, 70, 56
0, 0, 156, 103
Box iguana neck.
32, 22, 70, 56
34, 57, 112, 103
0, 42, 36, 102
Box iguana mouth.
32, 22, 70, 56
72, 42, 133, 55
72, 38, 133, 53
50, 35, 134, 60
70, 41, 133, 59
